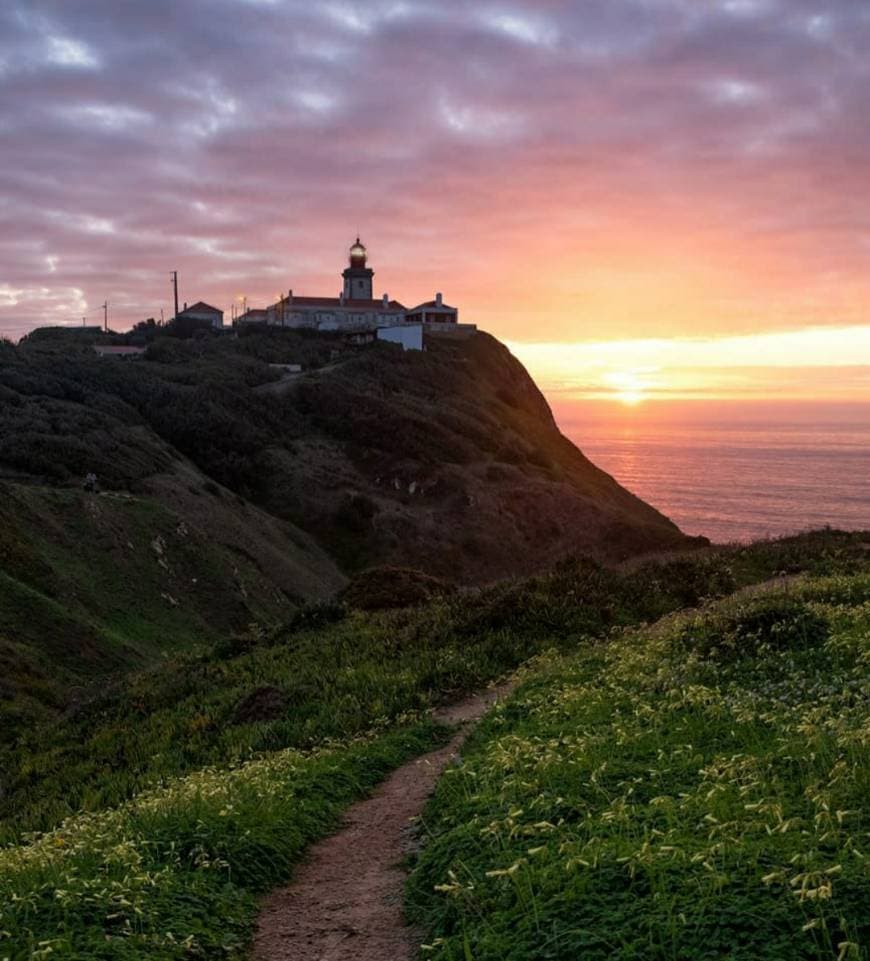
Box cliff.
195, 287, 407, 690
0, 328, 694, 735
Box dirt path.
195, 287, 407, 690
252, 685, 512, 961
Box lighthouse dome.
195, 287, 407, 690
349, 237, 367, 266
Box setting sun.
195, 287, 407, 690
508, 326, 870, 403
601, 369, 659, 406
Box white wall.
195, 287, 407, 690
377, 324, 423, 351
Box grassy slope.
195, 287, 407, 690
2, 530, 864, 842
0, 724, 443, 961
0, 477, 344, 744
0, 532, 866, 961
407, 576, 870, 960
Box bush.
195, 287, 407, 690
680, 595, 830, 660
342, 566, 455, 611
283, 600, 347, 632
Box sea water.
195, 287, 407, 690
554, 400, 870, 543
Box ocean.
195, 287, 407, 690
553, 400, 870, 544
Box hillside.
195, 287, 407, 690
408, 572, 870, 960
0, 476, 343, 742
4, 328, 692, 577
1, 531, 867, 961
1, 529, 862, 840
0, 327, 693, 741
256, 331, 696, 579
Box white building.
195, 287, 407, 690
406, 293, 459, 325
251, 239, 460, 333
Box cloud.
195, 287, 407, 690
45, 34, 99, 68
0, 0, 867, 364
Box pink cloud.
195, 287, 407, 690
0, 0, 868, 349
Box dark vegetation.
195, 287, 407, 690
0, 326, 692, 586
341, 566, 456, 611
2, 327, 345, 491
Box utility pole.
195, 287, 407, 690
102, 301, 108, 333
170, 271, 179, 321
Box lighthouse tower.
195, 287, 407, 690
342, 237, 374, 301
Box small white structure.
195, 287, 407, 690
377, 324, 423, 352
93, 345, 146, 359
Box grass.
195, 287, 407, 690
406, 574, 870, 960
1, 531, 867, 960
5, 531, 864, 843
0, 480, 311, 745
0, 722, 443, 960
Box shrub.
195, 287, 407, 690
283, 600, 347, 633
679, 595, 830, 660
342, 566, 455, 611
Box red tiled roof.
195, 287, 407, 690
179, 301, 223, 315
285, 297, 406, 310
408, 301, 456, 312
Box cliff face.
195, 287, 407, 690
0, 331, 693, 596
0, 329, 695, 735
255, 331, 692, 581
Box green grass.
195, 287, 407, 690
5, 531, 864, 843
3, 529, 867, 845
1, 532, 867, 960
0, 722, 443, 960
406, 574, 870, 960
0, 481, 306, 745
3, 484, 284, 656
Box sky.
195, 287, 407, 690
1, 0, 869, 402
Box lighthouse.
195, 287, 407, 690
342, 237, 374, 301
253, 235, 465, 335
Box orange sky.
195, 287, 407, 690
506, 325, 870, 405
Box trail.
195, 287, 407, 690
252, 685, 511, 961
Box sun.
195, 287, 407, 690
617, 389, 644, 406
602, 369, 653, 406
